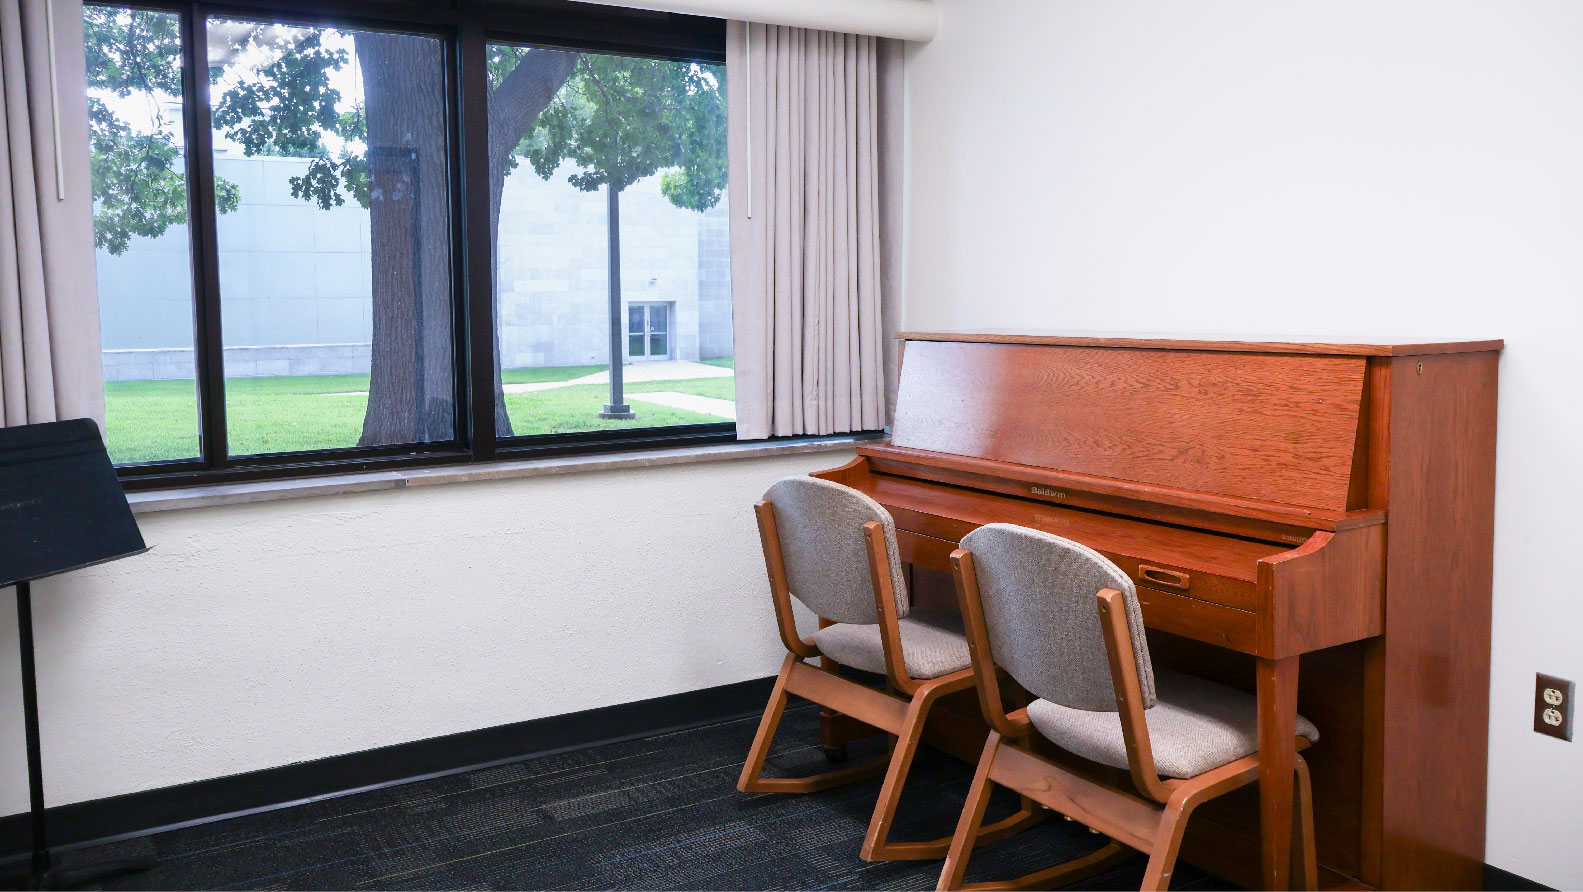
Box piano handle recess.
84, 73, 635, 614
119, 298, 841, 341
1137, 565, 1190, 591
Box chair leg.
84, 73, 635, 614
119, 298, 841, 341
1140, 800, 1192, 891
739, 654, 887, 793
866, 676, 1038, 862
1292, 754, 1318, 892
937, 732, 1001, 891
860, 691, 930, 860
737, 655, 795, 792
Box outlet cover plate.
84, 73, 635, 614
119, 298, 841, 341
1535, 673, 1574, 741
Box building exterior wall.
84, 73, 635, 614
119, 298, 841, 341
95, 155, 732, 381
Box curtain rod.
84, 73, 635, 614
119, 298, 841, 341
571, 0, 939, 42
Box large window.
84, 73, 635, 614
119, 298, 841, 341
207, 20, 456, 455
489, 46, 732, 437
87, 6, 202, 464
84, 1, 731, 485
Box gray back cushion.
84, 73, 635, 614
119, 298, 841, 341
960, 523, 1155, 711
763, 476, 909, 625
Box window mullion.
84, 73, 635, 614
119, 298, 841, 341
458, 1, 497, 462
181, 2, 231, 467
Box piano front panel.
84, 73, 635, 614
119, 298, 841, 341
890, 340, 1368, 511
894, 521, 1266, 652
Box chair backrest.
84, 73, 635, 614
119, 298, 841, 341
762, 476, 909, 625
959, 523, 1155, 711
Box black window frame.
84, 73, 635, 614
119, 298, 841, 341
95, 0, 736, 491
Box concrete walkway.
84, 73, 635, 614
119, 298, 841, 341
627, 391, 736, 420
502, 359, 732, 393
328, 360, 733, 397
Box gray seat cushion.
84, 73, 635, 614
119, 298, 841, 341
810, 610, 972, 679
1026, 670, 1320, 779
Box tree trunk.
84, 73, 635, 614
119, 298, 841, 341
355, 33, 454, 446
487, 50, 580, 437
355, 37, 577, 444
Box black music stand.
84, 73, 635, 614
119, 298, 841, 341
1, 420, 152, 889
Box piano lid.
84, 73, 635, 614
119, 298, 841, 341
897, 330, 1505, 357
889, 337, 1372, 513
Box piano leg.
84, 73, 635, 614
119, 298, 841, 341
1257, 656, 1300, 891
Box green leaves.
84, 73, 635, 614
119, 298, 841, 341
87, 8, 727, 259
518, 54, 726, 208
85, 8, 204, 256
83, 6, 183, 98
209, 25, 344, 161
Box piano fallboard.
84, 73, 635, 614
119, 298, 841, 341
817, 457, 1383, 660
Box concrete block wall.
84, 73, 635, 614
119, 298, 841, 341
493, 164, 728, 368
95, 155, 734, 379
211, 157, 374, 350
697, 199, 732, 360
102, 344, 374, 383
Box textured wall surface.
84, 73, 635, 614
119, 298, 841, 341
904, 2, 1582, 887
0, 451, 842, 813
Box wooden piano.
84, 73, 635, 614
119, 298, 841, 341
812, 332, 1501, 891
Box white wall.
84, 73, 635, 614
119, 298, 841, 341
905, 1, 1581, 887
0, 451, 845, 816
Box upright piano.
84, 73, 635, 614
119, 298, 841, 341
812, 332, 1501, 891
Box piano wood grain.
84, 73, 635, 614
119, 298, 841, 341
808, 334, 1500, 890
860, 444, 1383, 540
896, 330, 1505, 357
891, 341, 1367, 511
858, 472, 1277, 582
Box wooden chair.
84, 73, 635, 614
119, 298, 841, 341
939, 523, 1320, 891
739, 477, 1043, 861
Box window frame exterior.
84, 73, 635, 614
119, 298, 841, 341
96, 0, 735, 490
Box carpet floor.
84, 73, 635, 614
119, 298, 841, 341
54, 704, 1229, 890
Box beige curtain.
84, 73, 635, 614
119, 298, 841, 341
0, 0, 103, 428
728, 22, 899, 440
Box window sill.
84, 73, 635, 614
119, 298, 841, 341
127, 434, 883, 515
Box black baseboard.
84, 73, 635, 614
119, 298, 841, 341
1, 675, 776, 861
1485, 864, 1555, 891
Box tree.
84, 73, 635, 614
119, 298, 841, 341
517, 54, 727, 417
85, 11, 577, 441
85, 12, 724, 439
84, 8, 238, 256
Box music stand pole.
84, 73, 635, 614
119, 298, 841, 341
10, 581, 153, 889
17, 581, 49, 876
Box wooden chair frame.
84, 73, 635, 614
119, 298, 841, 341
938, 548, 1318, 891
738, 500, 1045, 861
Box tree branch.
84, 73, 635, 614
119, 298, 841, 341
488, 48, 580, 153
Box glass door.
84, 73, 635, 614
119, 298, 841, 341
627, 302, 671, 360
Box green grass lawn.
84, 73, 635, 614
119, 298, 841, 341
104, 363, 736, 465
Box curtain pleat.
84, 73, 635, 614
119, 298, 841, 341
0, 0, 103, 430
728, 21, 894, 439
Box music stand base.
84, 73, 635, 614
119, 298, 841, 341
4, 856, 156, 890
47, 857, 157, 889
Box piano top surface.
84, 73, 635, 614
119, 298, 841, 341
897, 330, 1504, 356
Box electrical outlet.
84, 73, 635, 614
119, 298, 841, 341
1535, 674, 1574, 741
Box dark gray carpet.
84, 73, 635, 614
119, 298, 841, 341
53, 704, 1228, 890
